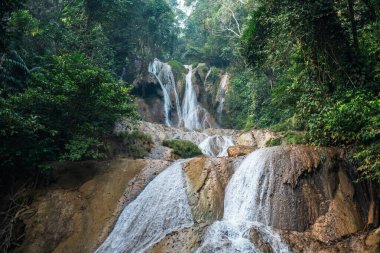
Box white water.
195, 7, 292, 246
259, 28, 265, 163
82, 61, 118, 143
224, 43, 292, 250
94, 161, 193, 253
197, 148, 291, 253
177, 0, 194, 16
182, 65, 214, 130
182, 65, 202, 130
149, 59, 182, 127
217, 74, 229, 122
199, 135, 234, 157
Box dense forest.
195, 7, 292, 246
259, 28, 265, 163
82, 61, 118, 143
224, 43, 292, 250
1, 0, 176, 183
177, 0, 380, 181
3, 0, 378, 181
0, 0, 379, 250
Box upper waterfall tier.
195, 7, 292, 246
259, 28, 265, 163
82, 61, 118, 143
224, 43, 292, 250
148, 59, 182, 127
182, 65, 215, 130
147, 59, 217, 130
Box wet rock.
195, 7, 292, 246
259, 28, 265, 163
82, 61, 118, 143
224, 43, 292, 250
249, 229, 276, 253
183, 157, 236, 223
149, 146, 178, 160
236, 131, 257, 146
227, 145, 256, 157
237, 145, 366, 241
136, 98, 165, 124
116, 120, 240, 147
281, 228, 380, 253
148, 225, 206, 253
16, 159, 170, 253
251, 129, 280, 148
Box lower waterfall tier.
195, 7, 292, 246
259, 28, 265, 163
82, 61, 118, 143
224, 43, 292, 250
16, 144, 379, 253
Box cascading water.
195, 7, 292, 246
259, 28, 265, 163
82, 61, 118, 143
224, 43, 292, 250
182, 65, 214, 130
94, 160, 193, 253
217, 74, 229, 122
182, 65, 202, 130
199, 135, 234, 157
196, 148, 292, 253
149, 59, 182, 127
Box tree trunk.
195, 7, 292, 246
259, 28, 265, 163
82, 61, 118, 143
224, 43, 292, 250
347, 0, 359, 51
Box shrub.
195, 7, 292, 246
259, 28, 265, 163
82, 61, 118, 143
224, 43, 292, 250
353, 143, 380, 182
162, 139, 202, 158
266, 137, 282, 147
0, 53, 137, 171
168, 60, 186, 76
284, 131, 307, 145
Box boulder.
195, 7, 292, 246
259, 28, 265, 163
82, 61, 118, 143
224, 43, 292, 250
227, 145, 256, 157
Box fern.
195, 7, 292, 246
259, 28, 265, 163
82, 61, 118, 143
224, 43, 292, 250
0, 51, 29, 93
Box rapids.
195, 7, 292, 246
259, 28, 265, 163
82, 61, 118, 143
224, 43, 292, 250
94, 161, 194, 253
196, 148, 291, 252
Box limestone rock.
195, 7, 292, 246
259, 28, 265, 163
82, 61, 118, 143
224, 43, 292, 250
251, 129, 280, 148
236, 131, 257, 146
183, 157, 236, 223
148, 146, 178, 160
227, 145, 256, 157
16, 159, 171, 253
281, 228, 380, 253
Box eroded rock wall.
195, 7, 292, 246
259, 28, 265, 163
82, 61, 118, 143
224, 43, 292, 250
14, 144, 379, 253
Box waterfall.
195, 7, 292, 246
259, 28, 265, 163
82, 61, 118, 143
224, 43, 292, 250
198, 135, 234, 157
182, 65, 214, 130
95, 161, 194, 253
182, 65, 202, 130
148, 59, 217, 130
148, 59, 182, 127
204, 69, 212, 83
197, 148, 291, 253
217, 74, 229, 122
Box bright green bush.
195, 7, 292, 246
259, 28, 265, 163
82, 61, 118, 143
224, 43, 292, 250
266, 137, 282, 147
284, 131, 307, 145
162, 139, 202, 158
168, 60, 186, 76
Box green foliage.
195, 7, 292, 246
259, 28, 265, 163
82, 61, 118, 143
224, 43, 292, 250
224, 69, 255, 129
284, 132, 307, 145
237, 0, 380, 181
192, 62, 199, 68
305, 91, 379, 146
178, 0, 247, 66
0, 53, 137, 171
60, 135, 106, 161
162, 139, 202, 158
266, 137, 282, 147
168, 60, 186, 76
353, 143, 380, 181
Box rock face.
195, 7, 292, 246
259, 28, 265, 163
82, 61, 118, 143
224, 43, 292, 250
281, 228, 380, 253
15, 143, 380, 253
227, 145, 257, 157
15, 159, 171, 253
116, 120, 239, 146
251, 129, 280, 148
242, 146, 365, 235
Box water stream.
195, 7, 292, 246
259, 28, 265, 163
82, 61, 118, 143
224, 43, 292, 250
94, 160, 194, 253
148, 59, 182, 127
182, 65, 215, 130
217, 74, 229, 122
196, 148, 291, 253
199, 135, 234, 157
